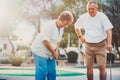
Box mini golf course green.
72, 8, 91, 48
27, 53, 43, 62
75, 63, 120, 68
0, 68, 85, 77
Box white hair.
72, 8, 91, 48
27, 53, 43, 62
86, 0, 98, 10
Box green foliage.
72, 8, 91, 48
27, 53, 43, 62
62, 0, 87, 17
60, 33, 68, 48
0, 48, 2, 52
60, 25, 78, 48
62, 0, 80, 7
101, 0, 120, 58
9, 56, 23, 66
17, 45, 30, 50
59, 0, 88, 47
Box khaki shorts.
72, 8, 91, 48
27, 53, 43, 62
84, 40, 107, 66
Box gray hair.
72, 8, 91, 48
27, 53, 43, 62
86, 0, 98, 10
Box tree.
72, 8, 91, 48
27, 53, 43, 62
0, 0, 24, 55
101, 0, 120, 58
60, 0, 88, 47
25, 0, 67, 46
24, 0, 51, 33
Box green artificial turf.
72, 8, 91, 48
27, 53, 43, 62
75, 63, 120, 68
0, 68, 85, 77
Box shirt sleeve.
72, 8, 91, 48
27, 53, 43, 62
74, 15, 83, 29
101, 13, 113, 31
41, 23, 52, 41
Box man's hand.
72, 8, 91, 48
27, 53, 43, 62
52, 51, 58, 59
43, 40, 58, 59
75, 28, 85, 43
106, 29, 112, 52
79, 36, 85, 43
106, 44, 112, 52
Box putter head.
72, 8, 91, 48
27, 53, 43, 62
107, 52, 115, 63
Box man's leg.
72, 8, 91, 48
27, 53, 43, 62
84, 52, 94, 80
87, 65, 94, 80
94, 40, 107, 80
47, 58, 56, 80
96, 50, 106, 80
34, 54, 47, 80
98, 65, 106, 80
96, 46, 106, 80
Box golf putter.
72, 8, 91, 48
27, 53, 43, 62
108, 52, 112, 80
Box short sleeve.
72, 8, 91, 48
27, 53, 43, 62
41, 23, 52, 41
101, 13, 113, 31
74, 15, 84, 29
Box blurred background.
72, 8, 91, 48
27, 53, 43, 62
0, 0, 120, 67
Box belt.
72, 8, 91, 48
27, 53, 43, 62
86, 39, 106, 44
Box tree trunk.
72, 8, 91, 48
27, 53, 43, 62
113, 29, 120, 59
7, 35, 15, 55
37, 16, 40, 33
